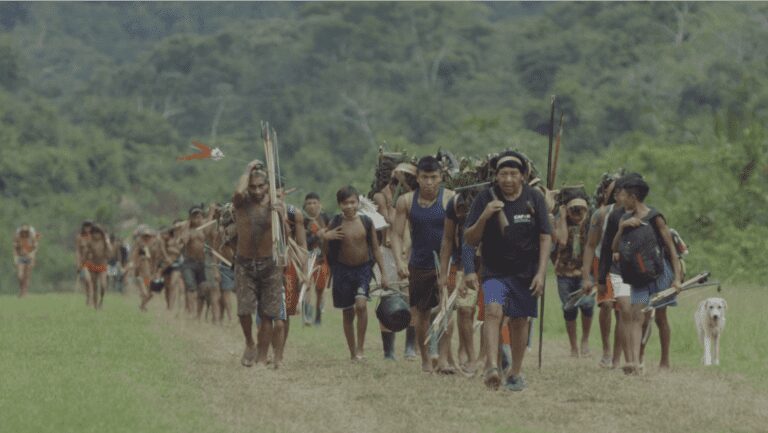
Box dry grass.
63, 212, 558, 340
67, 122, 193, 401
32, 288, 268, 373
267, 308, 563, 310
152, 284, 768, 433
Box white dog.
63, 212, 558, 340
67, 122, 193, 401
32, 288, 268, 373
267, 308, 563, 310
694, 297, 727, 366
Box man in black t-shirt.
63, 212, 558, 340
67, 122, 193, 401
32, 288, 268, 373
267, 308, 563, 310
465, 151, 552, 392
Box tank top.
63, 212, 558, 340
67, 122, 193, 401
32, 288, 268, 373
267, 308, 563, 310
409, 187, 445, 269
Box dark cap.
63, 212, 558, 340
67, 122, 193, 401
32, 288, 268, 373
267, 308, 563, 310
189, 205, 204, 216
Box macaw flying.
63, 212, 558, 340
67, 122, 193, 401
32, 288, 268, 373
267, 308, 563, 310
177, 141, 225, 161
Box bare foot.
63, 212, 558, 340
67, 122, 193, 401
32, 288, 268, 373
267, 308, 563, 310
580, 341, 591, 357
421, 361, 434, 373
436, 364, 457, 375
483, 367, 501, 390
272, 360, 283, 370
241, 345, 257, 367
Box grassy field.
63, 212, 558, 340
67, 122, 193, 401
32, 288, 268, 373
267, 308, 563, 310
2, 279, 767, 433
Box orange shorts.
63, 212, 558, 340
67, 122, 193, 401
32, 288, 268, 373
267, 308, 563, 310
84, 262, 107, 274
313, 260, 330, 294
594, 257, 615, 305
284, 263, 300, 316
501, 321, 511, 345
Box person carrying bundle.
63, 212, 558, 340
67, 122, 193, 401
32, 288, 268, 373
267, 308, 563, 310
464, 151, 552, 391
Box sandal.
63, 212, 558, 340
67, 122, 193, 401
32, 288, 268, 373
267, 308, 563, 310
483, 367, 501, 390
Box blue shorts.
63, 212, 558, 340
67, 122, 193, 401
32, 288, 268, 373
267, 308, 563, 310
219, 263, 235, 291
557, 276, 594, 321
483, 275, 537, 319
331, 262, 373, 310
16, 257, 32, 265
630, 261, 677, 307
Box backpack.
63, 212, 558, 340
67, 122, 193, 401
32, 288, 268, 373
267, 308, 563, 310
325, 214, 375, 267
618, 209, 665, 286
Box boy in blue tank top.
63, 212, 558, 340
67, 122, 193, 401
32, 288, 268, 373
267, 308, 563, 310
390, 156, 455, 373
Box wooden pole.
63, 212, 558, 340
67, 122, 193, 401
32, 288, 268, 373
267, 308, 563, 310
540, 95, 556, 370
550, 113, 564, 188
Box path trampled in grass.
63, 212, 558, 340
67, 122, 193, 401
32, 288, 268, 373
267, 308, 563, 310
155, 284, 768, 433
2, 283, 767, 433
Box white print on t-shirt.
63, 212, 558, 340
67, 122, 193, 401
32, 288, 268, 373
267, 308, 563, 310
513, 214, 531, 224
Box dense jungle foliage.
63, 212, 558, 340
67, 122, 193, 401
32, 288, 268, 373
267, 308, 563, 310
1, 2, 766, 292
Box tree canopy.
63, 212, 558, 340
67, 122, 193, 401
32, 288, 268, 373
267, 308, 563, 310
1, 2, 767, 291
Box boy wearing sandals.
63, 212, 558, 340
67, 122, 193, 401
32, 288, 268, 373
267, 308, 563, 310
464, 151, 552, 392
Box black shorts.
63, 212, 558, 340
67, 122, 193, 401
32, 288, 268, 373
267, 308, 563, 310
408, 267, 439, 312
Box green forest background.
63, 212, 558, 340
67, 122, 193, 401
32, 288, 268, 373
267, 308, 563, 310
1, 2, 766, 293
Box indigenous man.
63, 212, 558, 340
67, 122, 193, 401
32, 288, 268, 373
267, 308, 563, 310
215, 204, 237, 323
106, 234, 127, 294
371, 162, 418, 360
553, 196, 594, 357
130, 227, 163, 312
438, 192, 479, 375
322, 186, 388, 360
302, 192, 331, 326
391, 156, 455, 373
581, 173, 624, 368
76, 221, 94, 304
179, 205, 219, 322
464, 151, 552, 391
84, 224, 113, 309
13, 224, 40, 298
160, 222, 185, 311
233, 161, 286, 368
611, 174, 683, 374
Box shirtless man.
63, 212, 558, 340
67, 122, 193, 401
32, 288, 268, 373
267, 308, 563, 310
234, 161, 286, 368
391, 156, 455, 373
106, 234, 127, 294
179, 205, 219, 322
322, 186, 388, 360
438, 193, 480, 374
129, 227, 163, 312
76, 221, 94, 305
13, 225, 40, 298
84, 225, 113, 309
213, 205, 237, 322
160, 223, 185, 311
372, 163, 419, 359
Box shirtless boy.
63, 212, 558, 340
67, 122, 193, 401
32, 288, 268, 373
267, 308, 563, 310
180, 205, 219, 322
13, 224, 39, 298
129, 227, 163, 312
322, 186, 388, 360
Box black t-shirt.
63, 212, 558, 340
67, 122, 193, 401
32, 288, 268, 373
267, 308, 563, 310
465, 185, 552, 279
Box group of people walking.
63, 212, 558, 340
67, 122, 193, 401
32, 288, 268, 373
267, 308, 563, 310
13, 148, 685, 392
